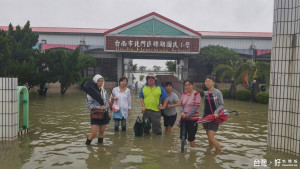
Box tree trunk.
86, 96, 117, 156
38, 82, 48, 96
229, 82, 236, 99
251, 81, 260, 102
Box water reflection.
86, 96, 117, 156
0, 89, 299, 169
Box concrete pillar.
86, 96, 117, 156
117, 54, 123, 81
268, 0, 300, 155
0, 78, 18, 140
183, 57, 189, 80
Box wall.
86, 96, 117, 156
268, 0, 300, 155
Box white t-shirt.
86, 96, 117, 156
111, 87, 131, 119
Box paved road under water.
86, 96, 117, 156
0, 89, 299, 169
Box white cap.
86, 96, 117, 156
93, 74, 103, 83
146, 73, 157, 80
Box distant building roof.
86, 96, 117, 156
0, 26, 272, 38
199, 31, 272, 38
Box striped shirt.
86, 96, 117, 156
180, 91, 201, 121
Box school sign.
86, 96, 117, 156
104, 12, 201, 54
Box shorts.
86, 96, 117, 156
163, 114, 177, 127
180, 120, 198, 142
91, 111, 110, 125
202, 121, 219, 132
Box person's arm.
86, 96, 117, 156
161, 97, 168, 109
140, 98, 145, 113
159, 86, 168, 109
185, 92, 201, 118
139, 86, 145, 113
214, 90, 224, 114
127, 89, 131, 116
127, 89, 131, 110
86, 94, 100, 110
167, 94, 180, 108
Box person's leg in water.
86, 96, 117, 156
121, 118, 126, 131
86, 125, 98, 145
206, 130, 214, 149
114, 120, 120, 131
98, 125, 106, 143
207, 130, 221, 151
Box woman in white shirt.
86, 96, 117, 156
110, 76, 131, 131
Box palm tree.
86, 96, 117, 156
213, 60, 241, 99
214, 60, 270, 100
236, 60, 270, 102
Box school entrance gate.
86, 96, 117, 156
102, 12, 202, 85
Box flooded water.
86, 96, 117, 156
0, 89, 299, 169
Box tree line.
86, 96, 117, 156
0, 21, 96, 95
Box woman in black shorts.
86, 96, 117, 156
202, 75, 224, 151
162, 82, 180, 134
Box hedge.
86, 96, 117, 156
219, 89, 229, 99
236, 89, 251, 101
196, 89, 204, 97
256, 92, 269, 104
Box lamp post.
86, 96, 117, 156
177, 60, 184, 92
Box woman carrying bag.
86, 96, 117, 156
85, 74, 110, 145
202, 75, 224, 151
110, 76, 131, 131
179, 80, 201, 148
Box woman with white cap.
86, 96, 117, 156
85, 74, 110, 145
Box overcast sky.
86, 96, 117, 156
0, 0, 274, 69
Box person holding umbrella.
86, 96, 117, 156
202, 75, 224, 151
180, 80, 201, 148
85, 74, 110, 145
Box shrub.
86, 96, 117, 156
256, 92, 269, 104
196, 89, 204, 97
219, 89, 229, 99
236, 89, 251, 101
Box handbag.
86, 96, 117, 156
207, 91, 225, 124
176, 91, 195, 127
90, 109, 105, 120
112, 109, 123, 120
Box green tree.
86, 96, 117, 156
213, 60, 243, 99
132, 64, 137, 71
166, 60, 176, 72
199, 45, 242, 75
139, 75, 145, 82
235, 60, 270, 102
152, 65, 161, 71
214, 60, 270, 100
0, 21, 40, 89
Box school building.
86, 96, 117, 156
0, 12, 272, 86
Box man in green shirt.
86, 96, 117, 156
139, 73, 168, 134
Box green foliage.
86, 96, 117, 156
152, 65, 161, 71
196, 89, 204, 97
139, 75, 145, 82
166, 60, 176, 72
256, 92, 269, 104
236, 90, 251, 101
132, 64, 137, 71
219, 89, 229, 99
199, 45, 242, 74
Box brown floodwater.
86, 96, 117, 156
0, 88, 299, 169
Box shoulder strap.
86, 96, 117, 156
184, 91, 195, 109
207, 91, 214, 114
